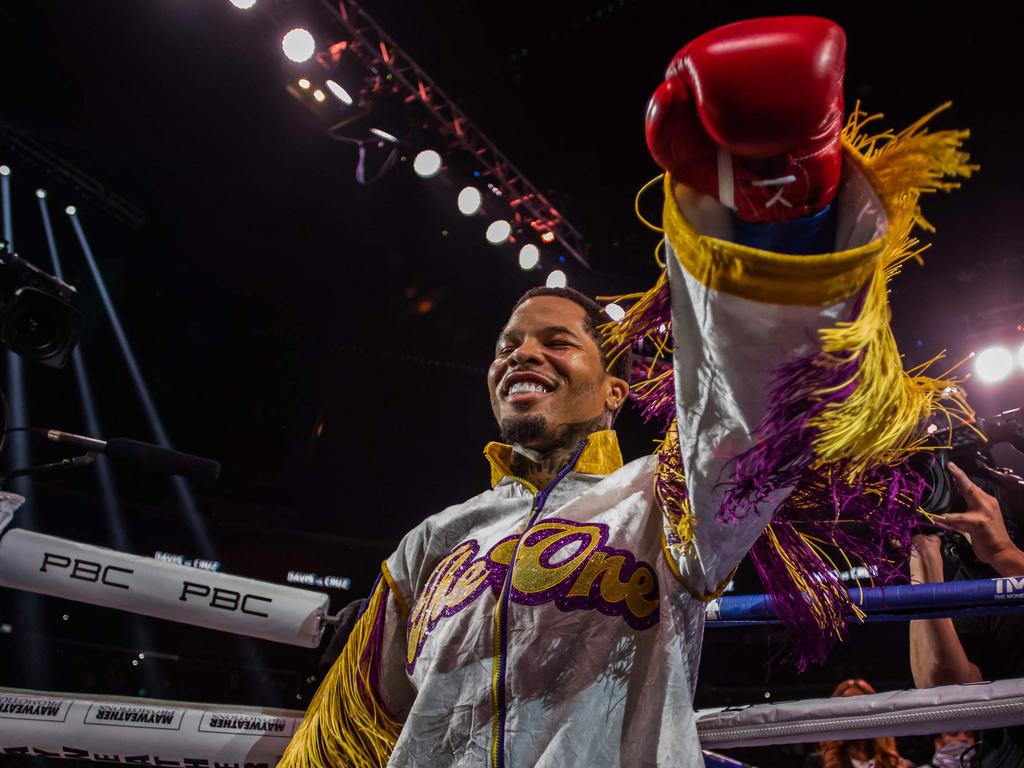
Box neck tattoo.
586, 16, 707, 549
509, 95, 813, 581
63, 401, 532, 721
510, 415, 608, 488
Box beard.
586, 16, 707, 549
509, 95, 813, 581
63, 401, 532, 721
499, 414, 549, 447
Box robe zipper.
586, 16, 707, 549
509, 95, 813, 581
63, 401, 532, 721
490, 440, 588, 768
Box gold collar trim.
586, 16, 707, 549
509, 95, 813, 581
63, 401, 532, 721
483, 429, 623, 489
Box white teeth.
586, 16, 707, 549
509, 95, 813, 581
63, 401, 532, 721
508, 381, 549, 395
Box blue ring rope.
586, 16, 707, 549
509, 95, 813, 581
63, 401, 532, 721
705, 576, 1024, 624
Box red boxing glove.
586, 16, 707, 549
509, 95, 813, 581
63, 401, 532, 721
646, 16, 846, 223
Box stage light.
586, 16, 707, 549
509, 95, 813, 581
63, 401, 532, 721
541, 232, 555, 244
65, 206, 77, 216
297, 77, 311, 90
0, 166, 10, 176
519, 244, 540, 270
605, 303, 625, 322
457, 186, 482, 215
370, 127, 399, 144
413, 149, 442, 178
325, 79, 353, 105
313, 89, 326, 103
1019, 343, 1024, 369
35, 189, 46, 199
282, 28, 315, 63
486, 219, 511, 244
546, 270, 567, 288
229, 0, 256, 8
975, 346, 1014, 383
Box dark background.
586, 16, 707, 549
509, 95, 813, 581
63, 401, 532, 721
0, 2, 1022, 765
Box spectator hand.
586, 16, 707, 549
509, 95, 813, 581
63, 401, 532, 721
911, 532, 944, 584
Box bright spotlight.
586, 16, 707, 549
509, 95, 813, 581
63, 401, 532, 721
413, 149, 442, 178
282, 28, 316, 63
546, 270, 567, 288
0, 165, 10, 176
485, 219, 511, 245
605, 303, 626, 322
1018, 343, 1024, 370
297, 77, 311, 90
65, 205, 77, 216
519, 244, 540, 270
975, 346, 1014, 383
229, 0, 257, 8
370, 128, 400, 144
35, 189, 47, 199
457, 186, 482, 215
325, 79, 353, 105
541, 232, 555, 244
313, 89, 326, 103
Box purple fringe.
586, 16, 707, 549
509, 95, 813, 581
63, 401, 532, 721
720, 346, 927, 668
615, 275, 676, 429
610, 272, 926, 668
631, 359, 676, 429
748, 461, 926, 670
718, 350, 860, 523
363, 579, 395, 713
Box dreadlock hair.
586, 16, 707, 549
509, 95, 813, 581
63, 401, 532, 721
511, 286, 632, 383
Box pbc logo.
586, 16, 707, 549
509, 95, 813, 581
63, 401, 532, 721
38, 552, 273, 620
179, 582, 272, 618
40, 553, 132, 589
995, 577, 1024, 596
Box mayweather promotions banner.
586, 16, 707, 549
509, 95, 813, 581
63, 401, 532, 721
0, 688, 303, 765
0, 529, 330, 647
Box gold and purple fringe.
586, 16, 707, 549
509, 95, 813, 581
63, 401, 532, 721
601, 270, 676, 430
747, 458, 927, 670
601, 105, 975, 669
735, 348, 930, 667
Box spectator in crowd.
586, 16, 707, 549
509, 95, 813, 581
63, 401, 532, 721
918, 731, 977, 768
803, 679, 914, 768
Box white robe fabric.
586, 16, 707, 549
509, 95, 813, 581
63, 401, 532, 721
371, 166, 885, 767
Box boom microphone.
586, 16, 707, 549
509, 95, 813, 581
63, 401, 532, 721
40, 429, 221, 483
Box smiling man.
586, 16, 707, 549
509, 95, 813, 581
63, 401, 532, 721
281, 16, 972, 768
488, 287, 630, 488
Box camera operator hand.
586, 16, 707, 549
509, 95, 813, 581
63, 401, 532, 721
941, 461, 1024, 577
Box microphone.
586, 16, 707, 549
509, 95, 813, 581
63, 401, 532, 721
40, 429, 221, 483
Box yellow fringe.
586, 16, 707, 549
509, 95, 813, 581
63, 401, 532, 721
809, 103, 978, 477
655, 420, 696, 551
634, 173, 667, 234
279, 578, 402, 768
760, 525, 855, 641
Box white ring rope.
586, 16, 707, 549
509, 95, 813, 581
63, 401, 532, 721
2, 681, 1023, 764
0, 527, 331, 647
696, 678, 1024, 749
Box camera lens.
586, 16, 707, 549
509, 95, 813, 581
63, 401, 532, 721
8, 307, 60, 351
0, 287, 82, 368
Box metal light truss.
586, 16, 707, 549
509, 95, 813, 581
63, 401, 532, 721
0, 123, 145, 229
315, 0, 589, 267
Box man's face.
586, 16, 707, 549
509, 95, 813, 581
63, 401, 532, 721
487, 296, 624, 450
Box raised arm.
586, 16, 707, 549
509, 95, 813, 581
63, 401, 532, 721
603, 16, 975, 667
